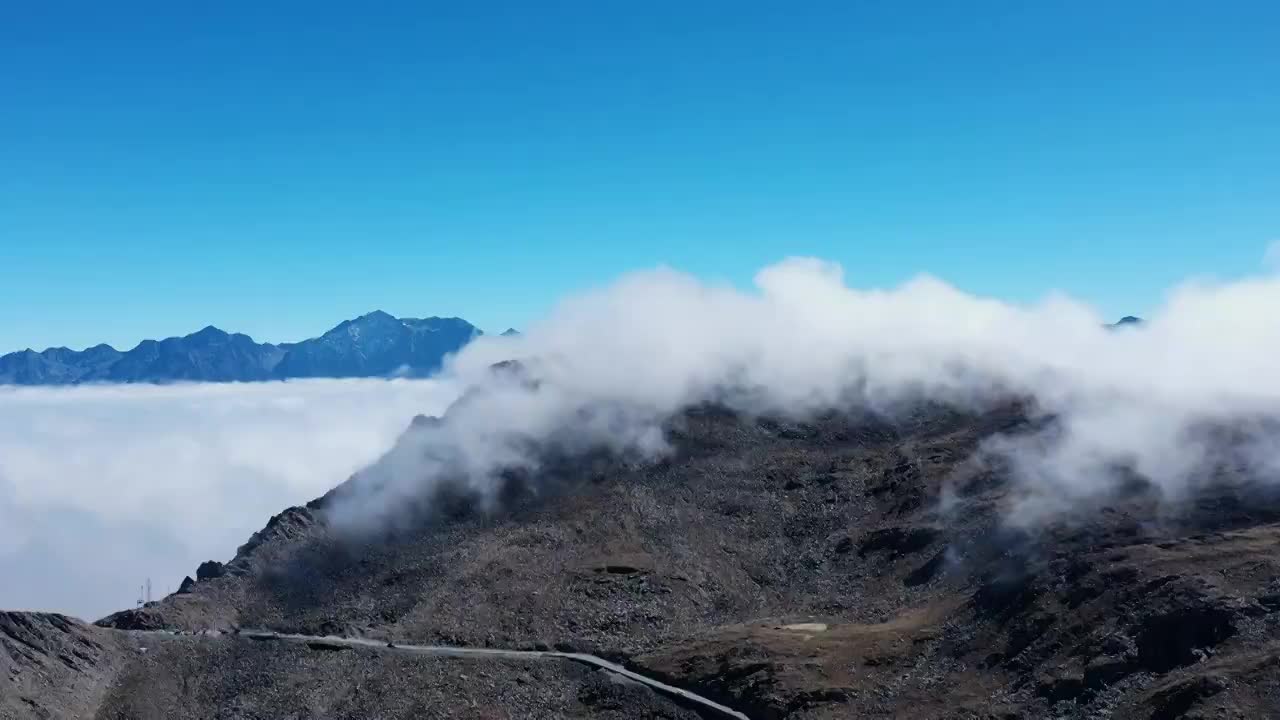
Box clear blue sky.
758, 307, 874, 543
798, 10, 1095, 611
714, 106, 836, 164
2, 1, 1277, 351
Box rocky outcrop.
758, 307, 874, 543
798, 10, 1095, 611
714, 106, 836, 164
195, 561, 225, 581
0, 612, 121, 719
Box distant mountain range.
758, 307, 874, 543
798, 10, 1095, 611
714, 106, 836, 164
0, 311, 513, 385
1, 313, 1138, 386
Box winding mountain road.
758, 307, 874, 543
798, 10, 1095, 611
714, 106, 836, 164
182, 629, 752, 720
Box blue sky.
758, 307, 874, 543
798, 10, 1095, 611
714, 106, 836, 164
2, 1, 1277, 351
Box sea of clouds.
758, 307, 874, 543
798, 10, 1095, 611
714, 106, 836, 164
0, 379, 460, 619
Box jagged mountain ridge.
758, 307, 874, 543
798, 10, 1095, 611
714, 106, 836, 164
0, 311, 498, 385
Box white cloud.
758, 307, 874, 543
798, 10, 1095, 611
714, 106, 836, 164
0, 379, 460, 620
9, 251, 1280, 619
334, 254, 1280, 533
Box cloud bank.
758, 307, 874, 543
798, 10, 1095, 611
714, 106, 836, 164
7, 252, 1280, 618
336, 254, 1280, 531
0, 379, 459, 620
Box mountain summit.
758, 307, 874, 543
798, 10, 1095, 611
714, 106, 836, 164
0, 313, 485, 385
272, 312, 480, 379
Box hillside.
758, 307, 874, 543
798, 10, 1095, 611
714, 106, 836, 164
0, 312, 484, 385
48, 382, 1273, 718
1, 612, 702, 719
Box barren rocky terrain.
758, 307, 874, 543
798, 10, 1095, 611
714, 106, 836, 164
7, 392, 1280, 718
1, 612, 703, 719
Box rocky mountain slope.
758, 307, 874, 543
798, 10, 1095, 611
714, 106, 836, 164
1, 612, 700, 720
270, 311, 479, 379
7, 364, 1279, 717
80, 393, 1279, 718
0, 312, 484, 385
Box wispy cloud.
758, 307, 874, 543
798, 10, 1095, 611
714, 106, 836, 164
335, 251, 1280, 532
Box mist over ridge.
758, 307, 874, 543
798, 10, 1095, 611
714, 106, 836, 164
5, 254, 1278, 618
331, 256, 1280, 531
